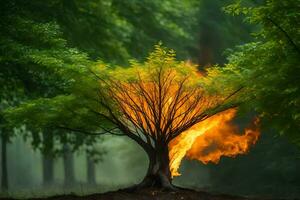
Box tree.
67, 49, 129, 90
0, 1, 103, 189
206, 0, 300, 146
86, 157, 96, 185
109, 0, 198, 61
42, 131, 54, 186
17, 0, 198, 63
0, 129, 9, 190
79, 46, 245, 189
193, 0, 253, 66
0, 0, 203, 190
85, 143, 105, 185
63, 144, 76, 186
0, 74, 20, 190
5, 45, 242, 189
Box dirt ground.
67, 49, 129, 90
0, 187, 284, 200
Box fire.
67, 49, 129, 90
105, 61, 260, 178
169, 108, 260, 177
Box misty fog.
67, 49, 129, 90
2, 131, 300, 199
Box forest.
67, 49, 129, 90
0, 0, 300, 199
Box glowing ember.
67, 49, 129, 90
169, 108, 260, 177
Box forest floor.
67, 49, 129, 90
0, 187, 285, 200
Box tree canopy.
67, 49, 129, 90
5, 44, 243, 189
1, 0, 300, 195
205, 0, 300, 146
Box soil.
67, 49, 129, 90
0, 187, 284, 200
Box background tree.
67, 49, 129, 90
14, 0, 198, 63
85, 143, 105, 185
0, 0, 103, 189
205, 0, 300, 146
192, 0, 253, 67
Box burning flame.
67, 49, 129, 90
169, 108, 260, 177
107, 64, 260, 178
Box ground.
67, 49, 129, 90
0, 188, 283, 200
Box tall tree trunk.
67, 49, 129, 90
42, 132, 54, 186
86, 156, 96, 185
63, 144, 75, 186
1, 134, 8, 190
138, 143, 174, 190
42, 156, 54, 186
197, 1, 223, 68
198, 29, 214, 67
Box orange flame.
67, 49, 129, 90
169, 108, 260, 177
107, 64, 260, 178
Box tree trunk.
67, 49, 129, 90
63, 144, 75, 186
86, 156, 96, 185
138, 143, 174, 190
42, 155, 54, 186
1, 134, 8, 190
42, 131, 54, 186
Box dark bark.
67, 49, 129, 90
87, 156, 96, 185
198, 33, 214, 67
1, 134, 8, 190
42, 131, 54, 186
42, 155, 54, 186
63, 144, 75, 186
137, 143, 175, 190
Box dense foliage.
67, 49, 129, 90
193, 0, 253, 66
7, 0, 198, 63
0, 0, 203, 189
0, 0, 202, 153
0, 0, 102, 152
1, 0, 300, 196
206, 0, 300, 145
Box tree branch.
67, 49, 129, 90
56, 126, 117, 136
266, 17, 300, 54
